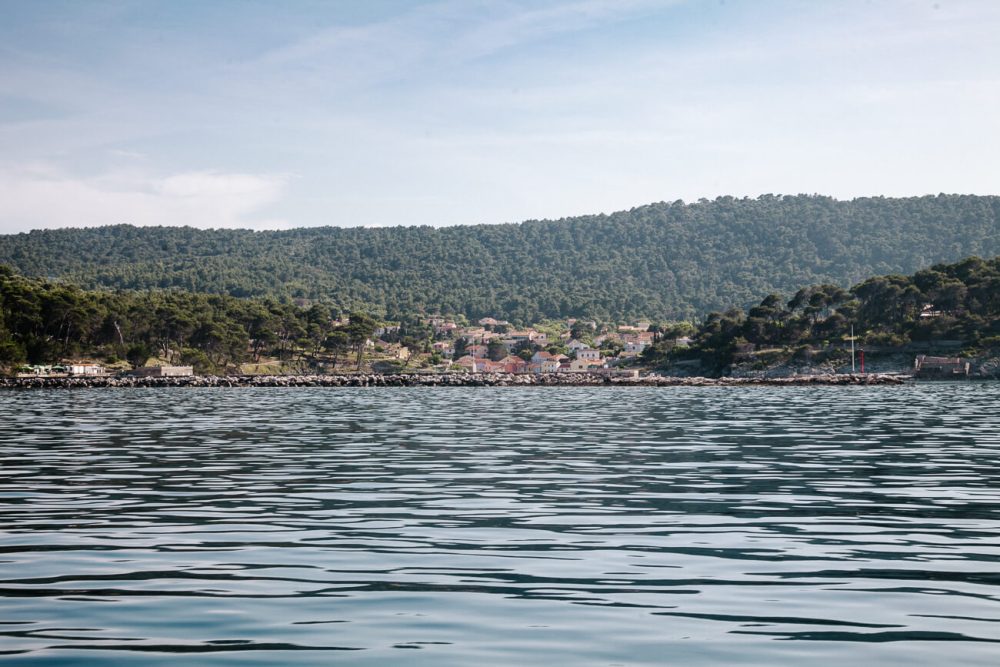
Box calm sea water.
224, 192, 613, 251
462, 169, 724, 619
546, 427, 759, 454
1, 385, 999, 666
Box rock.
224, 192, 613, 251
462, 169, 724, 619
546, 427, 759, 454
0, 371, 918, 390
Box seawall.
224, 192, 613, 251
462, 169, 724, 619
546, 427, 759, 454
0, 372, 911, 390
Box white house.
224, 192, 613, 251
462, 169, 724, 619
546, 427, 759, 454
624, 340, 648, 354
530, 350, 554, 363
540, 358, 561, 373
66, 363, 105, 376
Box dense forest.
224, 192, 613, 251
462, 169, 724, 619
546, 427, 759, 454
2, 194, 998, 322
0, 264, 391, 373
3, 256, 998, 376
644, 255, 1000, 373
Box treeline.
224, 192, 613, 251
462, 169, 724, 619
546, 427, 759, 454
644, 256, 1000, 372
2, 194, 998, 322
0, 265, 393, 372
4, 256, 999, 376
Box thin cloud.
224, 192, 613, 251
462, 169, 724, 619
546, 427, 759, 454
0, 1, 997, 232
446, 0, 673, 61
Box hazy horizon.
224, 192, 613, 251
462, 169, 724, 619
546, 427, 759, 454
3, 190, 997, 236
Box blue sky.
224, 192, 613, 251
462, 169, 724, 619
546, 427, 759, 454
1, 0, 998, 232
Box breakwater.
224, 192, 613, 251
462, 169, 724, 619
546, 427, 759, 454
1, 372, 910, 389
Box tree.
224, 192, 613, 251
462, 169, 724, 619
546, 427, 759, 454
126, 342, 152, 368
323, 329, 350, 370
487, 338, 507, 361
346, 312, 377, 370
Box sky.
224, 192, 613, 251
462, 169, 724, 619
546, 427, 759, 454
1, 0, 998, 233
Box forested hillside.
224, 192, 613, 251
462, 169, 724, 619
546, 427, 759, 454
2, 194, 998, 322
3, 256, 998, 374
644, 255, 1000, 373
0, 264, 377, 372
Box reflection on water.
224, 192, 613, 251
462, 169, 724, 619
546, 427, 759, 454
1, 384, 999, 665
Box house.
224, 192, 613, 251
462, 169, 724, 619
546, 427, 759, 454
455, 355, 478, 371
456, 354, 505, 372
499, 355, 528, 373
502, 330, 538, 352
66, 363, 105, 376
432, 341, 455, 357
16, 365, 66, 378
632, 331, 655, 343
434, 321, 458, 335
471, 359, 501, 373
540, 358, 561, 373
466, 344, 489, 358
920, 304, 943, 319
531, 350, 554, 363
567, 339, 590, 352
126, 365, 194, 378
570, 358, 604, 372
460, 327, 489, 342
914, 355, 970, 378
624, 340, 648, 355
576, 348, 602, 362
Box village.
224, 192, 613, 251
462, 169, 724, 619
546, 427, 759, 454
11, 316, 680, 379
409, 316, 668, 374
10, 310, 976, 382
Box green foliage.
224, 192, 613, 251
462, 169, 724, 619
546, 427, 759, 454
647, 255, 1000, 373
346, 312, 377, 370
125, 343, 152, 368
0, 267, 347, 371
3, 195, 998, 322
486, 338, 508, 361
179, 348, 213, 375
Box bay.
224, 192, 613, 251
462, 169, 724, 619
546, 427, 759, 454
1, 384, 999, 665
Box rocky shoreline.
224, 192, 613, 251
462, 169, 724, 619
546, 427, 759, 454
1, 372, 912, 390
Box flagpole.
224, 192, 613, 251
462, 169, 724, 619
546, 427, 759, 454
851, 325, 856, 373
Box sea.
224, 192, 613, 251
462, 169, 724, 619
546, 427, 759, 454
1, 384, 999, 665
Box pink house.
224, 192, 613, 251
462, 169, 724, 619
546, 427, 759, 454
500, 355, 528, 373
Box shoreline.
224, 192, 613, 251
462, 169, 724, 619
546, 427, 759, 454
0, 372, 912, 389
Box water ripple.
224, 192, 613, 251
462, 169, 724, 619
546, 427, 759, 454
2, 384, 1000, 665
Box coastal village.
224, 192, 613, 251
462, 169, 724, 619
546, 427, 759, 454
10, 311, 977, 382
414, 316, 665, 374
12, 315, 672, 379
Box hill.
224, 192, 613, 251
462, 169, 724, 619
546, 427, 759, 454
3, 256, 998, 374
1, 194, 998, 322
644, 255, 1000, 375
